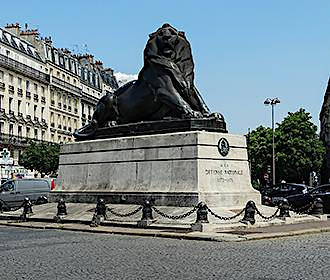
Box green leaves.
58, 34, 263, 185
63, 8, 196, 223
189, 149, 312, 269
248, 108, 326, 186
18, 142, 60, 177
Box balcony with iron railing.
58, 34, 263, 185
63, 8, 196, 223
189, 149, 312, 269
52, 76, 81, 95
41, 96, 46, 103
0, 132, 49, 147
51, 100, 55, 106
0, 53, 50, 84
34, 94, 39, 102
17, 88, 23, 97
8, 85, 14, 94
0, 82, 5, 90
26, 91, 31, 98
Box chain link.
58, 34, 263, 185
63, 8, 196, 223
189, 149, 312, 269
255, 206, 280, 220
152, 205, 198, 220
206, 206, 246, 221
107, 206, 143, 217
0, 199, 25, 212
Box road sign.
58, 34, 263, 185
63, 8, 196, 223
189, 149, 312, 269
0, 148, 10, 162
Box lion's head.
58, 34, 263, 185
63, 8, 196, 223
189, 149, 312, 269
144, 23, 195, 85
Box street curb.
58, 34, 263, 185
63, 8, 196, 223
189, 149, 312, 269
1, 220, 329, 242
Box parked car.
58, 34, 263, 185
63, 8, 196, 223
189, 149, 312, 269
0, 179, 51, 211
261, 183, 309, 208
287, 184, 330, 214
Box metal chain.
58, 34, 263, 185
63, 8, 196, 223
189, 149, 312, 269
0, 199, 25, 212
255, 207, 280, 220
152, 205, 198, 220
289, 201, 315, 215
107, 206, 143, 217
206, 206, 246, 221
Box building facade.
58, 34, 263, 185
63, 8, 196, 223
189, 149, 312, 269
320, 78, 330, 184
0, 23, 118, 179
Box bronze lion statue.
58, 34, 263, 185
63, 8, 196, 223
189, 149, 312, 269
74, 23, 224, 139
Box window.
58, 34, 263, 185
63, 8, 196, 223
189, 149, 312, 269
34, 129, 38, 139
42, 130, 45, 141
26, 127, 30, 138
0, 122, 4, 133
26, 103, 30, 116
9, 123, 13, 136
17, 77, 22, 88
18, 100, 21, 113
18, 126, 22, 137
0, 95, 3, 109
41, 107, 44, 119
26, 80, 30, 91
9, 74, 13, 85
9, 97, 13, 112
34, 83, 38, 93
34, 105, 37, 118
0, 70, 3, 81
41, 86, 45, 96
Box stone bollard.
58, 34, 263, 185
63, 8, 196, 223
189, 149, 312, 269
90, 198, 107, 227
310, 197, 324, 215
195, 202, 209, 224
278, 198, 290, 218
137, 200, 155, 228
54, 198, 67, 223
21, 197, 33, 222
240, 201, 256, 225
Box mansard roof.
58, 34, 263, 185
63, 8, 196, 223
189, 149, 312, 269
0, 27, 43, 62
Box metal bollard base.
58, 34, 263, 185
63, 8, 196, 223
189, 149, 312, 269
137, 219, 156, 228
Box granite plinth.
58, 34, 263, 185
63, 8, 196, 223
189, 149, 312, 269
51, 131, 260, 207
76, 118, 227, 141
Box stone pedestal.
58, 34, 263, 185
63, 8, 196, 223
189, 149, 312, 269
51, 131, 260, 207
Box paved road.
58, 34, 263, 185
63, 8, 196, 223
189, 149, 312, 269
0, 226, 329, 280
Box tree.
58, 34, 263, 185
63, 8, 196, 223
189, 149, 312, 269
19, 142, 60, 177
276, 108, 325, 183
247, 126, 273, 188
248, 108, 325, 187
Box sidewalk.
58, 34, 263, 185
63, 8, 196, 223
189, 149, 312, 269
0, 203, 329, 242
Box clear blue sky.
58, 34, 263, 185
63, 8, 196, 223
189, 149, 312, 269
1, 0, 329, 134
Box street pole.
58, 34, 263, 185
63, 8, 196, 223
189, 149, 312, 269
272, 103, 275, 186
264, 98, 280, 186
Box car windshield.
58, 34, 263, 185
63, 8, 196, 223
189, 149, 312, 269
311, 185, 330, 194
0, 181, 15, 192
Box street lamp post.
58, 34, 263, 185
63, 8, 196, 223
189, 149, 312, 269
264, 98, 280, 186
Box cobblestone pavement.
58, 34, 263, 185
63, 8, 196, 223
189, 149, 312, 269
0, 226, 329, 280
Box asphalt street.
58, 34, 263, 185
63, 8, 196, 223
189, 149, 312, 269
0, 226, 329, 280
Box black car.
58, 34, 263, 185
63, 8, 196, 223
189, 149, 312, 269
297, 184, 330, 214
261, 183, 309, 208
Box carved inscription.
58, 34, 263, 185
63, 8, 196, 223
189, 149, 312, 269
205, 164, 243, 183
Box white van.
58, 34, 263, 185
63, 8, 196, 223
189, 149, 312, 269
0, 179, 50, 211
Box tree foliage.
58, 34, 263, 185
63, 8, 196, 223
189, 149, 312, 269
19, 142, 60, 177
248, 108, 325, 186
248, 126, 272, 188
